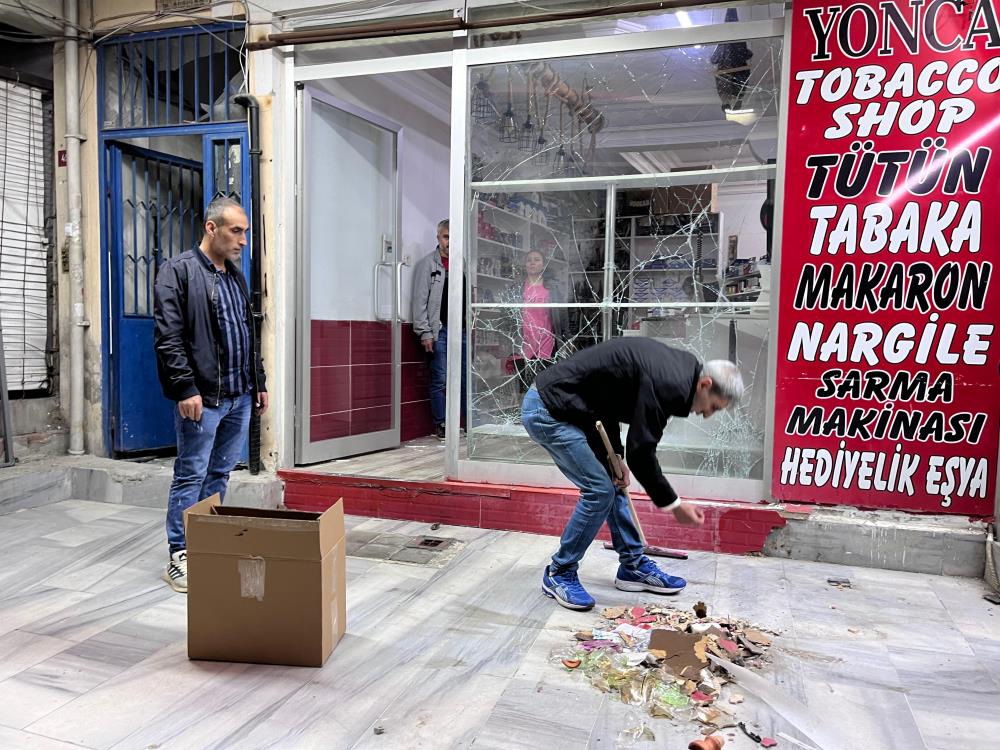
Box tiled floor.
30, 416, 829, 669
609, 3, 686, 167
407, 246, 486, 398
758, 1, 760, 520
0, 498, 998, 749
300, 436, 450, 481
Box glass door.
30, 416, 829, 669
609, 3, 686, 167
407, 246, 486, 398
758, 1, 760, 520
295, 87, 401, 463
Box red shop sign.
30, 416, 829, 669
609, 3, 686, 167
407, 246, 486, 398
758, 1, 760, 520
773, 0, 1000, 514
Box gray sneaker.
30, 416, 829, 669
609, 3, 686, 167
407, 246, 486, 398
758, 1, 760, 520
163, 550, 187, 593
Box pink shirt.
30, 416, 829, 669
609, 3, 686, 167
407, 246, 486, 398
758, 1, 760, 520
522, 281, 555, 359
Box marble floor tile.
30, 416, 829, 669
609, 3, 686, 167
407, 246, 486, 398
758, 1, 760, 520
0, 724, 97, 750
889, 645, 1000, 750
3, 497, 998, 749
0, 630, 76, 683
25, 642, 228, 748
0, 588, 94, 639
467, 679, 602, 750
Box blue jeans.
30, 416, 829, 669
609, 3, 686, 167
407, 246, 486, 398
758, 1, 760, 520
166, 393, 251, 553
521, 386, 644, 574
429, 325, 467, 427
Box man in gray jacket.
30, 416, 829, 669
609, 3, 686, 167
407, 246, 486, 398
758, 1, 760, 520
411, 219, 466, 438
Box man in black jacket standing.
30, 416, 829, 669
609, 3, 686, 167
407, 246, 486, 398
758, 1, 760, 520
153, 197, 268, 593
522, 337, 743, 610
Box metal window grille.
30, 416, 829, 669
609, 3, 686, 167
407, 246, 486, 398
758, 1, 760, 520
100, 25, 246, 130
117, 148, 203, 317
0, 77, 53, 393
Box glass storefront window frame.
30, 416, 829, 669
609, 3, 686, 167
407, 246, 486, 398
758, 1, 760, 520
285, 9, 791, 501
454, 15, 789, 501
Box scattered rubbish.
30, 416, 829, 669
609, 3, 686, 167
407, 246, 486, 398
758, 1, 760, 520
743, 629, 773, 647
847, 628, 861, 634
373, 725, 385, 736
429, 522, 441, 531
739, 722, 763, 743
694, 601, 708, 618
690, 622, 726, 637
738, 635, 764, 656
826, 577, 852, 589
648, 629, 709, 679
984, 592, 1000, 606
552, 602, 780, 735
616, 716, 656, 747
761, 738, 778, 748
718, 639, 740, 655
689, 735, 725, 750
728, 694, 744, 704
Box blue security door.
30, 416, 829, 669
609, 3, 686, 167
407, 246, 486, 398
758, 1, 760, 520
108, 142, 203, 452
108, 130, 249, 453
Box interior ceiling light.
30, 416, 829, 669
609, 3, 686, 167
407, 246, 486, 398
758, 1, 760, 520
724, 108, 758, 126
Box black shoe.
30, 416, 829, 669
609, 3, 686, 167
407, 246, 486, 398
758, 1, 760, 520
435, 424, 446, 439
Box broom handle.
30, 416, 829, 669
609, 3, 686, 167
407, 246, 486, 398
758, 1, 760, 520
595, 421, 648, 547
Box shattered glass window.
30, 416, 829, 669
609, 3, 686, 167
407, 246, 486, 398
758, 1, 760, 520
466, 2, 785, 48
466, 9, 781, 481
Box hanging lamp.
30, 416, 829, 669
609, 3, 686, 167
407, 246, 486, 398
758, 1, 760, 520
498, 68, 518, 143
518, 72, 535, 151
535, 82, 551, 162
471, 71, 494, 124
553, 101, 568, 175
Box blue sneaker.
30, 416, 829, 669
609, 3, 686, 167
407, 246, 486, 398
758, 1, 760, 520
615, 557, 686, 594
542, 565, 595, 610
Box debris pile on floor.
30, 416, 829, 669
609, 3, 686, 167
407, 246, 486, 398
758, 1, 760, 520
550, 603, 779, 742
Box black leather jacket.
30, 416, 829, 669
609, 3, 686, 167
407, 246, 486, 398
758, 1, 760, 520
153, 248, 266, 406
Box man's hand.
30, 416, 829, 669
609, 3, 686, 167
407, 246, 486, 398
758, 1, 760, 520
178, 394, 203, 421
672, 501, 706, 527
422, 338, 435, 353
612, 455, 630, 489
255, 391, 269, 416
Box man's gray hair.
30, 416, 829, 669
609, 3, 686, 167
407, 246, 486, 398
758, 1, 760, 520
701, 359, 745, 407
437, 219, 449, 232
204, 196, 244, 229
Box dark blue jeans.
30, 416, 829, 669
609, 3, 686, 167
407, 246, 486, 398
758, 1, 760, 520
521, 386, 644, 574
429, 325, 467, 427
165, 393, 251, 553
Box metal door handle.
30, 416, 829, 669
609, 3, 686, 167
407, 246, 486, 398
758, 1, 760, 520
373, 261, 392, 321
395, 260, 409, 322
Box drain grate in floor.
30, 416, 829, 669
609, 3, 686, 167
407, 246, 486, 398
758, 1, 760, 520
406, 536, 453, 551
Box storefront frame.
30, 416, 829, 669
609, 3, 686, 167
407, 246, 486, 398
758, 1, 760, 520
283, 10, 791, 502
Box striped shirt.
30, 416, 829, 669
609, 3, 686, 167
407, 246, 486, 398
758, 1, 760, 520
197, 249, 251, 397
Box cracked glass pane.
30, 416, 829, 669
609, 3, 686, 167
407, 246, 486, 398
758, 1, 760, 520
466, 9, 781, 481
467, 2, 784, 47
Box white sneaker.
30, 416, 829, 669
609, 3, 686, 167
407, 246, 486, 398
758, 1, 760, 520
163, 550, 188, 593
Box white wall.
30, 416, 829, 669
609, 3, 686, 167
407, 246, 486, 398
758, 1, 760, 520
314, 71, 451, 321
716, 181, 768, 262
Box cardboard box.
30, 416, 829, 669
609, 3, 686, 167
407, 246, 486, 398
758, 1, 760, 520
185, 495, 346, 667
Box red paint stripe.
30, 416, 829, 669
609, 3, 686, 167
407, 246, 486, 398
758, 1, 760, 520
279, 470, 787, 554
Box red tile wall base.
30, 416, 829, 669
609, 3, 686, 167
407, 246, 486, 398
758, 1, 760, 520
279, 470, 788, 555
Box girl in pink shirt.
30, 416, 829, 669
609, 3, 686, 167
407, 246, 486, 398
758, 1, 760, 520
514, 250, 570, 391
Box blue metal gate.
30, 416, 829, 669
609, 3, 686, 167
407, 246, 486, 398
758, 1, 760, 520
107, 129, 249, 452
108, 142, 202, 452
